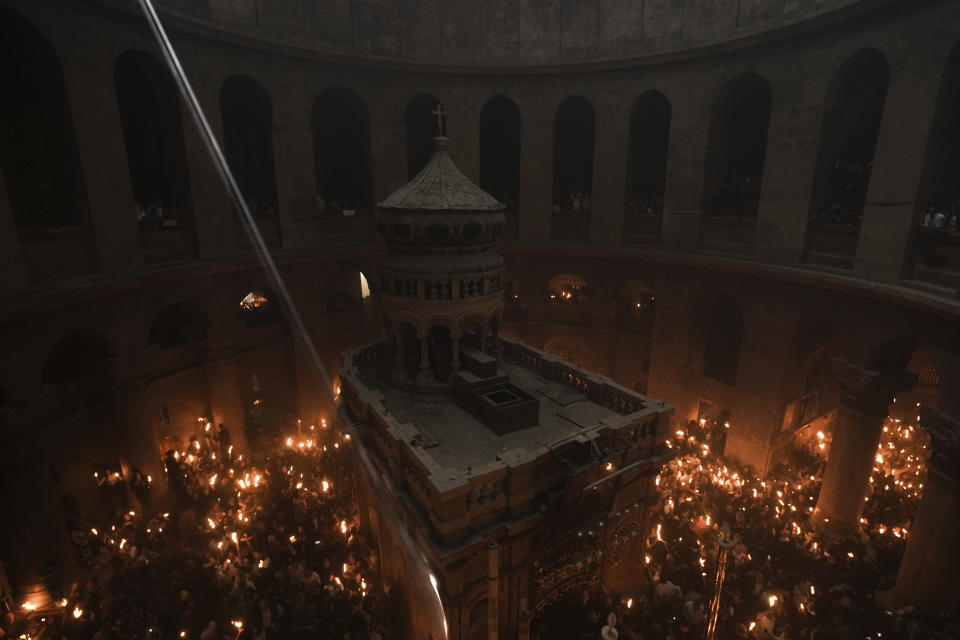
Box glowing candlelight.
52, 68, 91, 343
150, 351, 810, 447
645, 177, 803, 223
72, 606, 83, 619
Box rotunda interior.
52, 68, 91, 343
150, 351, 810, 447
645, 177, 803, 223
0, 1, 959, 639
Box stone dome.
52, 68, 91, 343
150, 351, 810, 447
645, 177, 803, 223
377, 137, 507, 248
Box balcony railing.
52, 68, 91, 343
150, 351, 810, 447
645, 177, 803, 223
803, 221, 859, 269
700, 215, 757, 256
913, 228, 960, 291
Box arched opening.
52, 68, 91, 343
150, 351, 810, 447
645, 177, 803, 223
702, 295, 743, 385
221, 74, 279, 244
546, 273, 587, 305
625, 91, 671, 244
913, 40, 960, 287
703, 73, 771, 223
238, 289, 281, 326
619, 280, 656, 314
312, 86, 373, 215
1, 8, 94, 280
116, 50, 196, 263
428, 325, 452, 382
406, 94, 442, 179
552, 95, 595, 241
479, 95, 521, 236
806, 49, 889, 268
148, 302, 211, 348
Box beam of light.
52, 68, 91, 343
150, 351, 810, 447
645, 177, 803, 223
135, 0, 334, 400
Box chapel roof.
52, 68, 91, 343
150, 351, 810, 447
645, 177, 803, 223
379, 137, 505, 211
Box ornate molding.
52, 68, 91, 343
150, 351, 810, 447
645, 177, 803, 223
832, 359, 916, 418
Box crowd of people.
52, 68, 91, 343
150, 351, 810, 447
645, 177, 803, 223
535, 414, 958, 640
553, 191, 593, 215
2, 415, 397, 640
626, 194, 664, 217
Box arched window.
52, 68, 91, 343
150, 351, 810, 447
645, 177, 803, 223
1, 8, 94, 282
546, 273, 587, 305
552, 95, 595, 214
406, 94, 442, 179
913, 40, 960, 282
620, 280, 656, 314
703, 295, 743, 385
809, 49, 889, 227
0, 9, 89, 231
148, 302, 211, 348
703, 73, 772, 221
312, 86, 373, 214
479, 96, 521, 214
626, 91, 671, 217
116, 51, 193, 224
221, 74, 278, 219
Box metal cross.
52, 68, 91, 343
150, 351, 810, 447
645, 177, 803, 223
431, 103, 446, 137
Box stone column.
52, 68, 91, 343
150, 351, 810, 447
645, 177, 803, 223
451, 332, 461, 372
890, 405, 960, 611
518, 598, 531, 640
519, 303, 545, 351
0, 431, 76, 609
393, 328, 407, 376
203, 344, 250, 453
415, 331, 432, 385
487, 541, 500, 640
812, 360, 914, 535
112, 379, 169, 507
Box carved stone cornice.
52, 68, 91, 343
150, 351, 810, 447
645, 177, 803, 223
920, 404, 960, 481
832, 359, 916, 418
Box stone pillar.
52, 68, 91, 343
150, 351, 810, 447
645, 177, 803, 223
415, 332, 432, 385
393, 328, 407, 376
519, 303, 545, 351
451, 332, 461, 372
487, 541, 500, 640
890, 405, 960, 611
0, 433, 76, 609
518, 598, 530, 640
203, 345, 250, 453
812, 360, 914, 536
112, 379, 169, 508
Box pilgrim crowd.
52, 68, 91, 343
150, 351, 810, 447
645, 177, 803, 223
534, 414, 958, 640
2, 413, 399, 640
